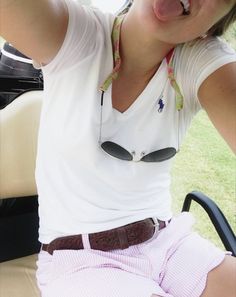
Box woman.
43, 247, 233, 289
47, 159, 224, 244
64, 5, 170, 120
1, 0, 236, 296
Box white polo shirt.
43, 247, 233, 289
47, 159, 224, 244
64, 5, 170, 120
35, 0, 236, 243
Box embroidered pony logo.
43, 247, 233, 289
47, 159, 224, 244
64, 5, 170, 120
158, 97, 165, 113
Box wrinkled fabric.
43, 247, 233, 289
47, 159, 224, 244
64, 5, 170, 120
36, 213, 226, 297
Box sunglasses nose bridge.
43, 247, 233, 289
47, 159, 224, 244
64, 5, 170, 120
131, 151, 146, 162
130, 150, 138, 162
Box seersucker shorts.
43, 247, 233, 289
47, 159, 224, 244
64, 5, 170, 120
36, 212, 228, 297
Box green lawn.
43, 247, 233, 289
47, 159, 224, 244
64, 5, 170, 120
171, 111, 235, 250
224, 22, 236, 49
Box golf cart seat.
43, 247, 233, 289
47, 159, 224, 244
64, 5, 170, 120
0, 90, 235, 297
0, 90, 42, 297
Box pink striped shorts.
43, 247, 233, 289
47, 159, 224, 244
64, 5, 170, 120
36, 213, 227, 297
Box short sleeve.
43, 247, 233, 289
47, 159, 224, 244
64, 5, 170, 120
34, 0, 103, 75
174, 37, 236, 114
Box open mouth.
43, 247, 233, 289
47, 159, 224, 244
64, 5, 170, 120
153, 0, 192, 21
180, 0, 190, 15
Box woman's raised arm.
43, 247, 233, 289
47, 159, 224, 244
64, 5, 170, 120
198, 62, 236, 154
0, 0, 68, 65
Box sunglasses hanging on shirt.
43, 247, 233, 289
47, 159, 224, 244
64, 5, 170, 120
98, 15, 184, 163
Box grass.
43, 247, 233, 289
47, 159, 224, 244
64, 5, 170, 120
171, 111, 236, 250
224, 23, 236, 49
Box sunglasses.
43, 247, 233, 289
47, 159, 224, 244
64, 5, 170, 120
98, 91, 179, 162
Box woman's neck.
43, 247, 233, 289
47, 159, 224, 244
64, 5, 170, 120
119, 11, 175, 78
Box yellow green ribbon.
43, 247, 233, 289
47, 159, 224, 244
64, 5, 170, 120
100, 15, 124, 92
100, 15, 184, 111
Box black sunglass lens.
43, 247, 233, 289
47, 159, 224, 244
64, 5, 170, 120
141, 147, 176, 162
101, 141, 133, 161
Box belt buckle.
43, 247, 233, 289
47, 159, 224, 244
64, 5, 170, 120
151, 217, 160, 231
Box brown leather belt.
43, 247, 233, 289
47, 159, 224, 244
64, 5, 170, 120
42, 218, 169, 255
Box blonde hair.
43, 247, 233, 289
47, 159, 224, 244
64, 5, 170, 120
208, 5, 236, 36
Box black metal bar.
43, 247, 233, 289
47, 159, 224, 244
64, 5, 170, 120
182, 191, 236, 256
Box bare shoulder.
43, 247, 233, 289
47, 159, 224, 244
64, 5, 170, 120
198, 61, 236, 153
198, 61, 236, 105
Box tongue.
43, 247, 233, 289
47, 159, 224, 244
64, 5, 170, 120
154, 0, 184, 21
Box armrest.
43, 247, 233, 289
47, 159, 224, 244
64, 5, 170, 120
182, 191, 236, 256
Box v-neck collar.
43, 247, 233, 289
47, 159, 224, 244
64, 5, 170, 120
105, 57, 168, 118
99, 15, 184, 111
